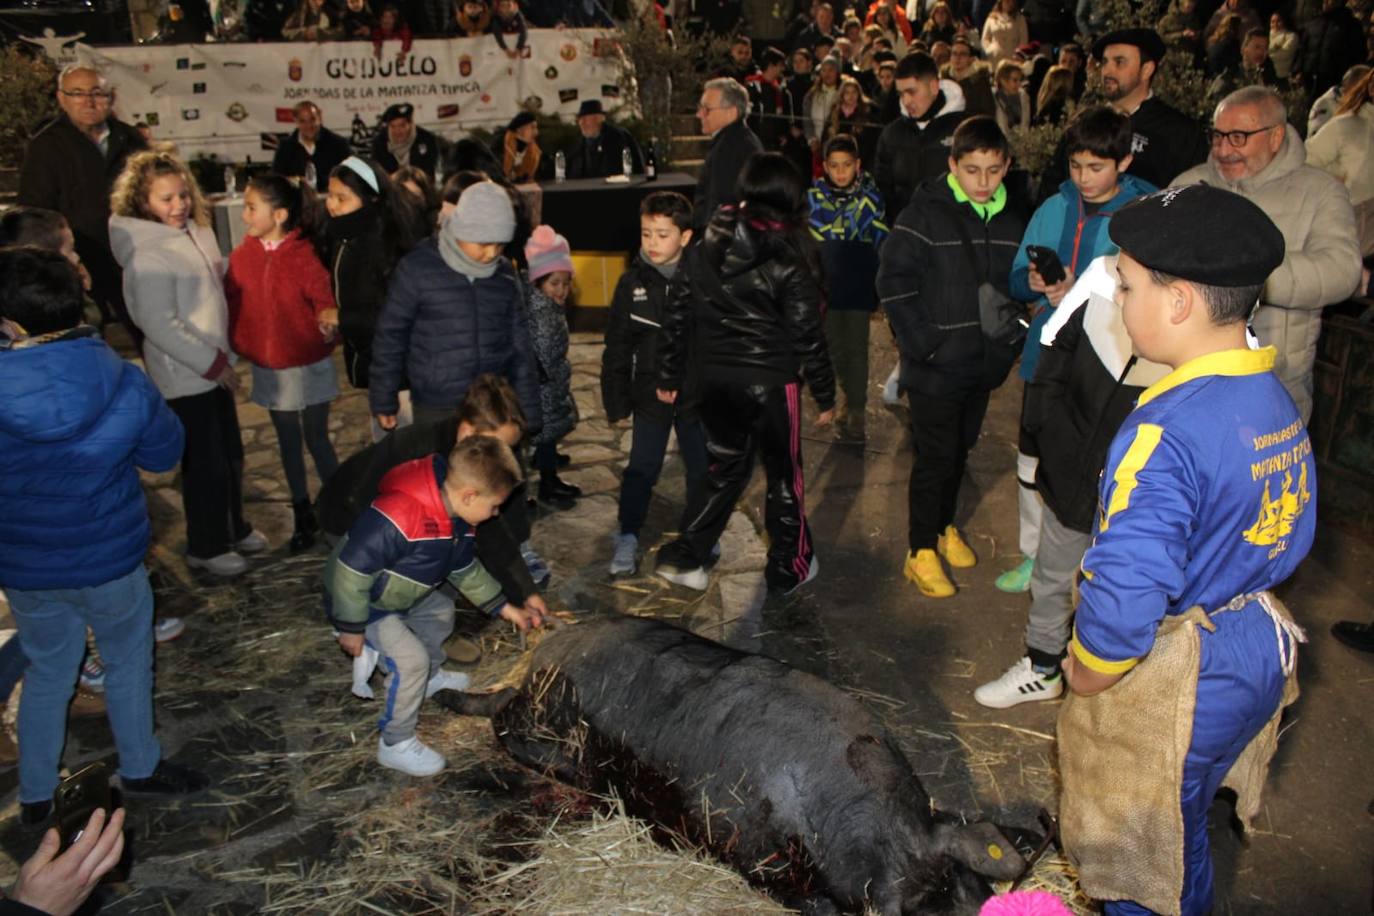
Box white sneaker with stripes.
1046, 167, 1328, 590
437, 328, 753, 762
973, 656, 1064, 709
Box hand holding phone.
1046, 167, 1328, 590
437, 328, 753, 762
1027, 245, 1067, 287
54, 763, 112, 853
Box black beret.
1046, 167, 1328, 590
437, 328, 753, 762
507, 111, 537, 132
1092, 28, 1167, 64
380, 103, 413, 123
1108, 185, 1285, 287
576, 99, 604, 118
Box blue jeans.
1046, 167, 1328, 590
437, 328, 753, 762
7, 565, 162, 802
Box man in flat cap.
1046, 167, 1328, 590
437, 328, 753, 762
1040, 29, 1208, 197
1058, 184, 1313, 916
370, 103, 442, 181
1173, 85, 1360, 422
563, 100, 643, 180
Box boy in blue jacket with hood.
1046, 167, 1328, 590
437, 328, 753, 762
0, 247, 206, 828
996, 106, 1156, 595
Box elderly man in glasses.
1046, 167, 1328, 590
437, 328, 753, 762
1173, 85, 1360, 422
18, 64, 147, 341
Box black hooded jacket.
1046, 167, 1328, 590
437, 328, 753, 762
657, 206, 835, 410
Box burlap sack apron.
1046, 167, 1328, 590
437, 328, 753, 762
1056, 592, 1304, 914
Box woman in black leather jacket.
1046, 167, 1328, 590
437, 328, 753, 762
654, 152, 837, 595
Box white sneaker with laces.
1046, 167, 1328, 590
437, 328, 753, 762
424, 669, 472, 698
609, 533, 638, 577
377, 736, 445, 776
236, 530, 269, 554
973, 657, 1064, 709
656, 564, 709, 591
186, 551, 248, 577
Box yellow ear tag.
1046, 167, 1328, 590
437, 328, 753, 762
987, 844, 1003, 860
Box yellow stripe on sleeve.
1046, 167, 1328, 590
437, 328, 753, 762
1099, 423, 1164, 532
1069, 633, 1140, 675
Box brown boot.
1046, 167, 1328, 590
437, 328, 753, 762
443, 635, 482, 665
70, 688, 107, 718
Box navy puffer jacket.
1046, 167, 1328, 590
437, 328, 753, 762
0, 331, 184, 590
366, 239, 542, 431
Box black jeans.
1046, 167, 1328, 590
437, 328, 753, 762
907, 388, 991, 551
168, 387, 250, 559
269, 403, 339, 504
659, 380, 814, 590
617, 411, 708, 537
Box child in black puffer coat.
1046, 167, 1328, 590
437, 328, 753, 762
522, 225, 579, 509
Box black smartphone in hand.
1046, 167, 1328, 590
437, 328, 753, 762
1027, 245, 1067, 286
54, 762, 112, 852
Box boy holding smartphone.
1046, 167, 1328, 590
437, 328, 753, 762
995, 107, 1157, 595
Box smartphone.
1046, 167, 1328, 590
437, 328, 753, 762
53, 762, 112, 852
1027, 245, 1067, 286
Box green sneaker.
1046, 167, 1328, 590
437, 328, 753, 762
995, 555, 1035, 593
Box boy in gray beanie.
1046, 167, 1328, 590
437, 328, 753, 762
369, 180, 543, 433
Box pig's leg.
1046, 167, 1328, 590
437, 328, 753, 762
431, 687, 518, 719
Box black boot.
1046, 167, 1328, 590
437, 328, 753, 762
289, 499, 317, 553
543, 474, 583, 499
537, 480, 576, 511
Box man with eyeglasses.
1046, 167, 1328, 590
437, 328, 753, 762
941, 37, 996, 118
1174, 85, 1360, 423
692, 77, 763, 232
18, 64, 147, 341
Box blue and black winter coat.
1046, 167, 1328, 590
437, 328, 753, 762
807, 172, 889, 312
0, 329, 184, 590
367, 239, 542, 432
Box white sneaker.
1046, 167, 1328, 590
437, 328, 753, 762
186, 551, 248, 576
973, 657, 1064, 709
657, 563, 709, 591
424, 669, 472, 698
609, 533, 638, 577
154, 618, 185, 643
236, 530, 269, 554
377, 736, 445, 776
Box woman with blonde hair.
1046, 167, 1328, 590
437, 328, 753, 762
1308, 69, 1374, 255
992, 59, 1030, 133
109, 151, 263, 577
824, 75, 880, 163
981, 0, 1027, 65
1034, 64, 1075, 126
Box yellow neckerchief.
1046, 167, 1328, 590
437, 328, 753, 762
1137, 346, 1277, 408
946, 172, 1007, 223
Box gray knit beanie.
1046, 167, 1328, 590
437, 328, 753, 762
448, 181, 516, 243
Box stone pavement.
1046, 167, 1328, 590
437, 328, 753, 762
0, 326, 1369, 913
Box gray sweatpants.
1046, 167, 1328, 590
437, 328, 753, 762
1025, 504, 1094, 658
366, 590, 454, 744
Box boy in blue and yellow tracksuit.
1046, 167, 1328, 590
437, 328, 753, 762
324, 436, 543, 777
1061, 186, 1314, 916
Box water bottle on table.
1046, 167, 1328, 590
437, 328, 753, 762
223, 162, 237, 197
622, 147, 632, 177
555, 150, 566, 183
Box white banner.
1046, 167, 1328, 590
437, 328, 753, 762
78, 30, 629, 162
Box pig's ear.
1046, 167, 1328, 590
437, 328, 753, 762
934, 822, 1026, 881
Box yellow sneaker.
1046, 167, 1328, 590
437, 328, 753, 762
903, 549, 956, 598
938, 526, 977, 568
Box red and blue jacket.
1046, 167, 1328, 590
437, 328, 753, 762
323, 454, 506, 634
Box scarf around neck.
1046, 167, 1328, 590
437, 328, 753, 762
388, 125, 416, 167
439, 228, 501, 279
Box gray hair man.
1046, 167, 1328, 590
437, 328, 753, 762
693, 77, 762, 231
1174, 86, 1361, 421
17, 64, 148, 337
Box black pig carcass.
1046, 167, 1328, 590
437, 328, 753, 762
438, 615, 1024, 914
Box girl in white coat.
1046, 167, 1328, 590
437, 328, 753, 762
110, 152, 264, 577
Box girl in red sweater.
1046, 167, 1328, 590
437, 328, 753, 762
227, 175, 340, 551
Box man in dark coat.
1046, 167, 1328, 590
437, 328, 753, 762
18, 64, 147, 336
564, 100, 644, 179
874, 52, 968, 220
272, 102, 353, 192
693, 77, 764, 231
1296, 0, 1365, 97
369, 103, 442, 180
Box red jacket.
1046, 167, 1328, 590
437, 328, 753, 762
227, 231, 336, 370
